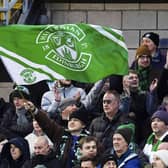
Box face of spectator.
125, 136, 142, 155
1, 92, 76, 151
33, 121, 43, 135
137, 54, 151, 68
141, 37, 157, 52
13, 97, 25, 110
151, 118, 167, 136
123, 73, 139, 90
103, 160, 117, 168
80, 141, 97, 158
103, 93, 119, 119
68, 118, 85, 134
81, 160, 95, 168
113, 133, 128, 157
34, 139, 49, 156
152, 155, 166, 168
59, 79, 72, 86
103, 78, 110, 92
10, 144, 22, 160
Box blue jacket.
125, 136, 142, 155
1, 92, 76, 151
115, 149, 142, 168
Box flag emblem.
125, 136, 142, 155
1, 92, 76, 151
36, 25, 92, 71
20, 68, 37, 83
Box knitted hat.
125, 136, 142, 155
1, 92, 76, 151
142, 32, 160, 47
114, 127, 133, 145
151, 109, 168, 125
9, 86, 30, 103
153, 150, 168, 166
58, 98, 77, 112
117, 123, 135, 138
136, 45, 151, 59
101, 154, 117, 167
69, 105, 88, 125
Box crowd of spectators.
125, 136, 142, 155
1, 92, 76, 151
0, 32, 168, 168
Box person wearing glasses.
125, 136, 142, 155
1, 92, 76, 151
89, 90, 133, 150
130, 45, 161, 92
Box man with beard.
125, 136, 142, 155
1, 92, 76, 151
41, 79, 86, 118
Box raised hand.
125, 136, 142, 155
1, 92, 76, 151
149, 78, 158, 92
23, 101, 36, 113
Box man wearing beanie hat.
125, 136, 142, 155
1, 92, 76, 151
114, 128, 133, 145
142, 32, 160, 48
136, 45, 152, 60
56, 98, 78, 124
0, 86, 33, 139
101, 154, 117, 168
69, 105, 88, 126
131, 44, 161, 91
23, 100, 90, 168
141, 32, 166, 69
152, 150, 168, 168
143, 109, 168, 161
111, 127, 141, 168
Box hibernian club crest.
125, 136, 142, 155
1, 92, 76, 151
36, 24, 92, 71
20, 68, 36, 83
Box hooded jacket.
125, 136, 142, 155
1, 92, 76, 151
0, 137, 31, 168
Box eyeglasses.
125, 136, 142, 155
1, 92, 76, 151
139, 55, 151, 59
103, 99, 113, 104
128, 76, 138, 80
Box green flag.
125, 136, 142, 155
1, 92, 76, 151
0, 23, 128, 84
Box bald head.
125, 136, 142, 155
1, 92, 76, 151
34, 136, 50, 156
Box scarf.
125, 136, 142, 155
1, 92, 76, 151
137, 66, 150, 91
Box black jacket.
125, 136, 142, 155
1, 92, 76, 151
31, 149, 61, 168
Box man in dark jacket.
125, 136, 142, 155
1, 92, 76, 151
0, 87, 33, 139
31, 136, 61, 168
112, 127, 141, 168
0, 97, 15, 125
24, 102, 90, 168
120, 69, 158, 145
89, 90, 133, 150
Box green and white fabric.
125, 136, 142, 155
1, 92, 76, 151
0, 23, 128, 84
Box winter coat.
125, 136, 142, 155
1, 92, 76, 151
0, 98, 15, 125
143, 131, 168, 159
120, 89, 158, 145
130, 61, 162, 91
31, 149, 61, 168
0, 137, 31, 168
115, 149, 141, 168
89, 111, 133, 150
34, 111, 89, 168
0, 107, 33, 138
